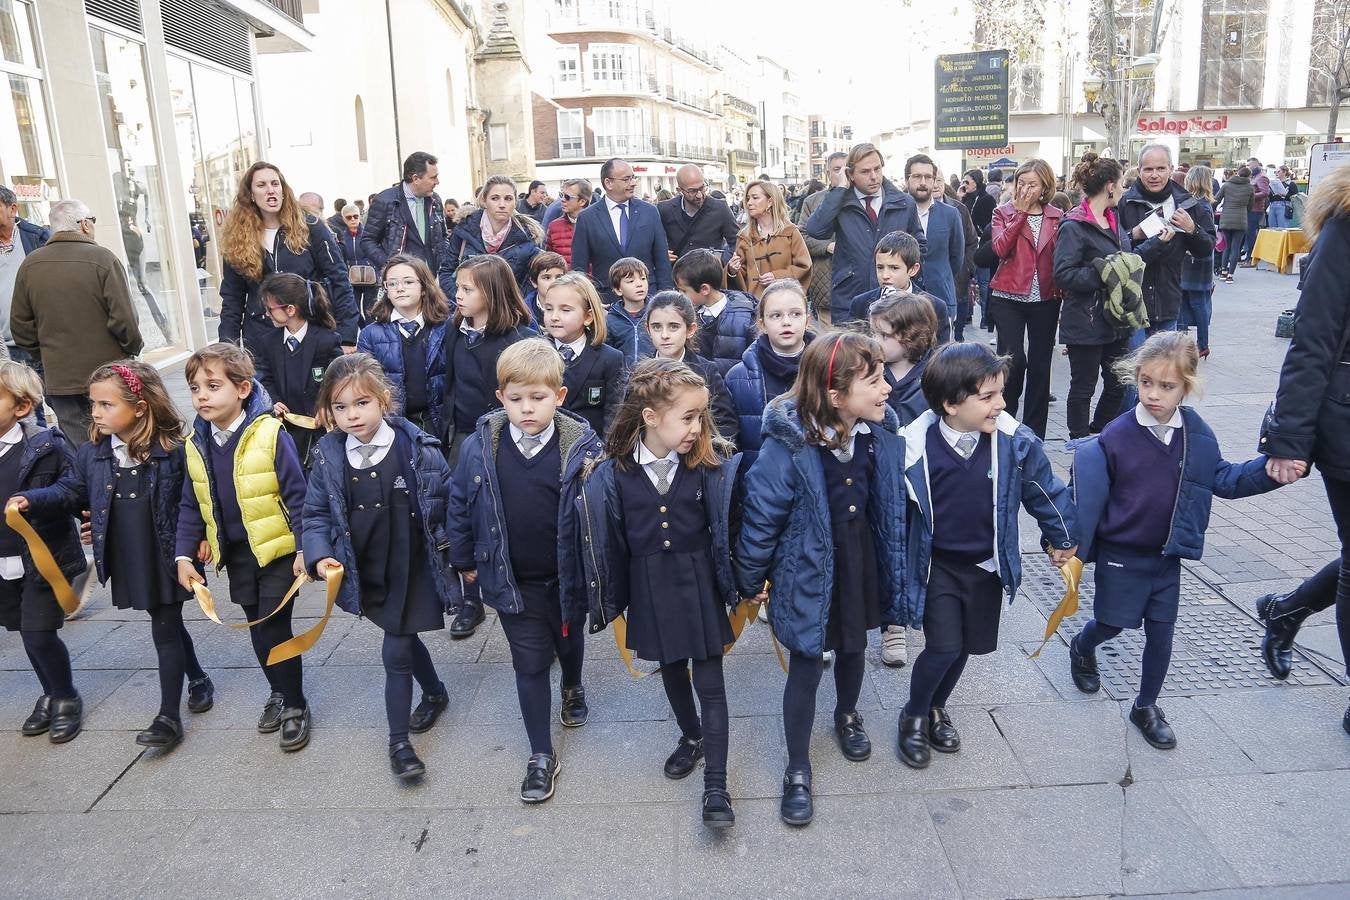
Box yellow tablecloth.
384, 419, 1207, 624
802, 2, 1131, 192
1251, 228, 1309, 274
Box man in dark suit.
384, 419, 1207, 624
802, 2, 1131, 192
570, 158, 673, 301
657, 164, 739, 266
360, 151, 449, 275
905, 154, 964, 324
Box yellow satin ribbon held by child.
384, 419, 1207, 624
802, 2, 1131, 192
723, 597, 789, 674
1030, 556, 1084, 659
610, 613, 656, 680
266, 564, 343, 666
281, 412, 318, 430
192, 572, 307, 629
4, 502, 83, 615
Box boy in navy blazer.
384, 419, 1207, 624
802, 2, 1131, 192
570, 158, 673, 301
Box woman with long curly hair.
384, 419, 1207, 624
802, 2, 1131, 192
218, 162, 359, 355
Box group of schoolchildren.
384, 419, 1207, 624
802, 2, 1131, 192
0, 228, 1292, 834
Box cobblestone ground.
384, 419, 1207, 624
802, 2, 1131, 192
1, 267, 1345, 898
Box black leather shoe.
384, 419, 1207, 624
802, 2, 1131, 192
1255, 593, 1309, 681
48, 696, 83, 744
278, 706, 311, 752
702, 788, 735, 829
663, 735, 703, 779
520, 753, 560, 804
135, 714, 184, 750
780, 770, 813, 826
186, 675, 214, 714
449, 600, 484, 639
1069, 635, 1101, 694
559, 685, 588, 728
1129, 704, 1177, 750
389, 740, 425, 780
898, 714, 931, 768
21, 695, 51, 736
257, 692, 285, 734
927, 707, 960, 753
409, 690, 448, 734
834, 711, 871, 761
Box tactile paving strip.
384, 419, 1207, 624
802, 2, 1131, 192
1019, 555, 1345, 700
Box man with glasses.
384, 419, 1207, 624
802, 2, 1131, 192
0, 187, 50, 417
335, 203, 378, 324
905, 153, 965, 326
571, 158, 673, 301
657, 164, 740, 268
546, 178, 590, 266
10, 200, 142, 444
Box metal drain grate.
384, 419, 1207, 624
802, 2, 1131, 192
1019, 555, 1345, 699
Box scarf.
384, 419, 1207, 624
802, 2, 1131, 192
480, 212, 513, 254
1133, 181, 1173, 205
754, 333, 809, 399
1079, 197, 1117, 234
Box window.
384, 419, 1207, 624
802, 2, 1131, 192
557, 108, 584, 158
589, 42, 636, 92
0, 0, 58, 225
489, 123, 509, 161
1307, 0, 1347, 107
556, 44, 580, 91
1199, 0, 1267, 108
591, 107, 641, 156
354, 95, 367, 162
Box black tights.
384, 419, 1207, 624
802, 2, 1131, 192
1278, 477, 1350, 678
148, 604, 207, 720
903, 648, 970, 718
782, 650, 865, 774
382, 633, 443, 745
659, 657, 729, 791
1074, 618, 1175, 708
22, 630, 76, 700
512, 632, 585, 758
241, 602, 305, 708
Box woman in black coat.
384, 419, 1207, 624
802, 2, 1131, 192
333, 202, 378, 325
1052, 153, 1133, 440
1257, 164, 1350, 735
218, 162, 359, 356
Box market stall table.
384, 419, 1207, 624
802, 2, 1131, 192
1251, 228, 1309, 274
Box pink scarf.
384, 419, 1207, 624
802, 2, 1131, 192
480, 212, 512, 254
1080, 196, 1117, 233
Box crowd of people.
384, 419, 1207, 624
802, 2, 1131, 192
0, 141, 1345, 834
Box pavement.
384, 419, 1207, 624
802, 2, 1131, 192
2, 265, 1347, 899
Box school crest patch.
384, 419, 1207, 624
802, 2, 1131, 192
587, 386, 603, 406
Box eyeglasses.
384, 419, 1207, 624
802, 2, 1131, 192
681, 185, 707, 195
561, 193, 581, 202
265, 304, 293, 313
343, 214, 360, 220
608, 175, 638, 184
80, 216, 97, 226
764, 310, 808, 324
383, 277, 419, 291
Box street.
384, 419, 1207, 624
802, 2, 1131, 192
1, 266, 1346, 899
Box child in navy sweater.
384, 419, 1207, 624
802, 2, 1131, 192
254, 272, 343, 465
644, 291, 739, 443
845, 231, 951, 342
897, 342, 1077, 770
448, 339, 603, 804
1068, 332, 1283, 749
540, 272, 626, 436
175, 343, 310, 752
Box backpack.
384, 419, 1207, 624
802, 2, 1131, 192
1097, 251, 1149, 330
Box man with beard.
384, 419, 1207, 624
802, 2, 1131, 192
905, 154, 964, 325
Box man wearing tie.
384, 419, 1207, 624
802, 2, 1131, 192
804, 142, 925, 324
570, 158, 673, 302
360, 152, 449, 275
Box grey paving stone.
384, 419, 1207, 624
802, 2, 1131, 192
1024, 638, 1120, 702
1121, 695, 1262, 782
1163, 770, 1350, 887
1202, 687, 1350, 773
1299, 623, 1347, 671
0, 730, 144, 813
0, 619, 124, 671
925, 783, 1124, 898
676, 794, 961, 898
0, 666, 133, 725
1121, 781, 1243, 895
991, 699, 1128, 787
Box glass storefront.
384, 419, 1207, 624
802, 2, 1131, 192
0, 0, 58, 224
90, 26, 184, 353
1178, 136, 1254, 174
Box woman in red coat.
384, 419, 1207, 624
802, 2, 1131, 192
545, 178, 590, 266
989, 158, 1063, 438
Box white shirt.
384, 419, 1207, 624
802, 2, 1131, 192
262, 226, 279, 255
391, 310, 425, 332
935, 418, 997, 572
403, 183, 422, 226
1134, 403, 1182, 445
916, 202, 932, 233
854, 187, 880, 210
459, 319, 481, 337
284, 322, 309, 347
556, 335, 587, 358
605, 196, 631, 244
345, 420, 396, 468
698, 295, 728, 321
0, 422, 23, 580
212, 410, 247, 447
509, 421, 556, 456
820, 421, 870, 462
634, 440, 680, 490
110, 434, 138, 469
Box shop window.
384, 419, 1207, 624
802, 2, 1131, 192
355, 95, 367, 162
1306, 0, 1346, 108
0, 0, 58, 224
1199, 0, 1267, 109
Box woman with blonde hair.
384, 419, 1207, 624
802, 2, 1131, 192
731, 180, 812, 300
440, 173, 545, 299
218, 161, 358, 355
1179, 166, 1218, 357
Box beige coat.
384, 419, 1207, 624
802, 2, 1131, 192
731, 222, 812, 299
10, 232, 144, 394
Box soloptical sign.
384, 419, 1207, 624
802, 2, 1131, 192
935, 50, 1010, 150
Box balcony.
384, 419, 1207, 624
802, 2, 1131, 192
582, 134, 721, 162
263, 0, 303, 23
663, 83, 719, 114
731, 148, 760, 166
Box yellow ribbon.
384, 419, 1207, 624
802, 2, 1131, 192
266, 564, 344, 666
610, 613, 655, 680
281, 412, 318, 430
1030, 556, 1084, 658
192, 572, 307, 629
4, 503, 83, 615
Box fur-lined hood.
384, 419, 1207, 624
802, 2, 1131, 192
1305, 164, 1350, 241
761, 395, 901, 453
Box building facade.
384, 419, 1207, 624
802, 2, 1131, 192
808, 115, 854, 180
528, 0, 725, 196
1, 0, 311, 364
720, 46, 760, 190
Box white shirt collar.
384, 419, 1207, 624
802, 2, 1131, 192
391, 309, 425, 329
855, 187, 879, 205
937, 417, 981, 450
110, 433, 137, 467
605, 195, 630, 213
820, 421, 870, 460
634, 440, 678, 467
459, 319, 481, 335
700, 295, 728, 319
0, 422, 21, 446
345, 420, 396, 456
509, 420, 556, 450
1134, 403, 1182, 442
212, 410, 248, 443
557, 335, 588, 357
286, 322, 309, 344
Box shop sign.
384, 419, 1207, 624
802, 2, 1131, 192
12, 183, 49, 202
1135, 115, 1229, 135
631, 165, 677, 175
966, 145, 1016, 159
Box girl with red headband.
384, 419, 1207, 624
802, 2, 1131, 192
735, 331, 907, 828
13, 360, 214, 752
